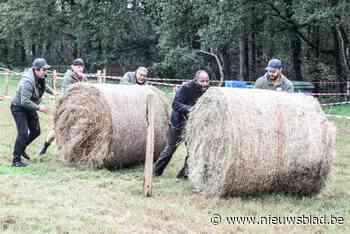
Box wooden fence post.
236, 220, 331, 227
103, 68, 107, 84
97, 70, 101, 84
347, 80, 350, 102
144, 94, 155, 197
4, 69, 10, 97
53, 70, 57, 95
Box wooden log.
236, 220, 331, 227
144, 94, 155, 197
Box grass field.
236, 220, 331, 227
0, 74, 350, 233
324, 105, 350, 116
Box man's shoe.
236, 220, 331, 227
153, 170, 162, 177
176, 167, 189, 179
37, 142, 50, 156
22, 152, 30, 160
12, 161, 28, 167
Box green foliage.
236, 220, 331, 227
0, 0, 349, 81
0, 0, 158, 72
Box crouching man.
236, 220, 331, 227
154, 70, 210, 179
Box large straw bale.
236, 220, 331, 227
186, 87, 336, 197
54, 83, 169, 169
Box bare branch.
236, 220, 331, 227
196, 49, 224, 86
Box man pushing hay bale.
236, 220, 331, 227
186, 87, 336, 197
54, 83, 170, 169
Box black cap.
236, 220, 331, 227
32, 58, 51, 70
72, 58, 85, 66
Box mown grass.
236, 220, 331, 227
324, 105, 350, 116
0, 74, 349, 233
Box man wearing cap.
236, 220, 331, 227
120, 66, 148, 85
61, 58, 86, 93
37, 58, 86, 156
154, 70, 210, 179
10, 58, 54, 167
254, 58, 294, 92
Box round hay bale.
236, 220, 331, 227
54, 83, 170, 169
186, 87, 336, 197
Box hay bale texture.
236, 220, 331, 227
54, 83, 170, 169
186, 87, 336, 197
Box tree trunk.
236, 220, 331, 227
19, 41, 26, 66
219, 43, 232, 80
315, 25, 320, 59
333, 26, 350, 94
1, 40, 9, 64
289, 28, 303, 81
31, 44, 36, 58
239, 29, 249, 81
250, 32, 257, 81
338, 25, 349, 69
335, 25, 350, 78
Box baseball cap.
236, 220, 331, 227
72, 58, 85, 66
32, 58, 51, 70
265, 59, 282, 71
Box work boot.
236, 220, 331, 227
176, 166, 188, 180
37, 142, 50, 156
12, 159, 28, 167
153, 165, 163, 177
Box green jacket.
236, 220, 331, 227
254, 74, 294, 92
61, 69, 86, 93
11, 69, 53, 111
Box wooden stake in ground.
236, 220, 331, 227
97, 70, 101, 84
103, 69, 107, 84
144, 94, 155, 197
53, 70, 58, 95
347, 80, 350, 102
4, 69, 10, 97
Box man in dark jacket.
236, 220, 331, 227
120, 66, 148, 85
37, 58, 86, 156
154, 70, 210, 178
10, 58, 54, 167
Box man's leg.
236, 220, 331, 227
154, 126, 184, 176
26, 111, 41, 146
18, 111, 41, 160
11, 105, 29, 167
38, 130, 55, 155
176, 141, 190, 179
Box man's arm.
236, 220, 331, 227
254, 77, 263, 89
286, 81, 294, 92
120, 72, 133, 85
172, 85, 192, 114
45, 84, 54, 95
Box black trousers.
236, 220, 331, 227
154, 125, 189, 176
10, 105, 41, 162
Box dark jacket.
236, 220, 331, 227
170, 80, 206, 128
11, 69, 53, 111
61, 69, 86, 93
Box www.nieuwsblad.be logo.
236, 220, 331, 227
210, 213, 344, 225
